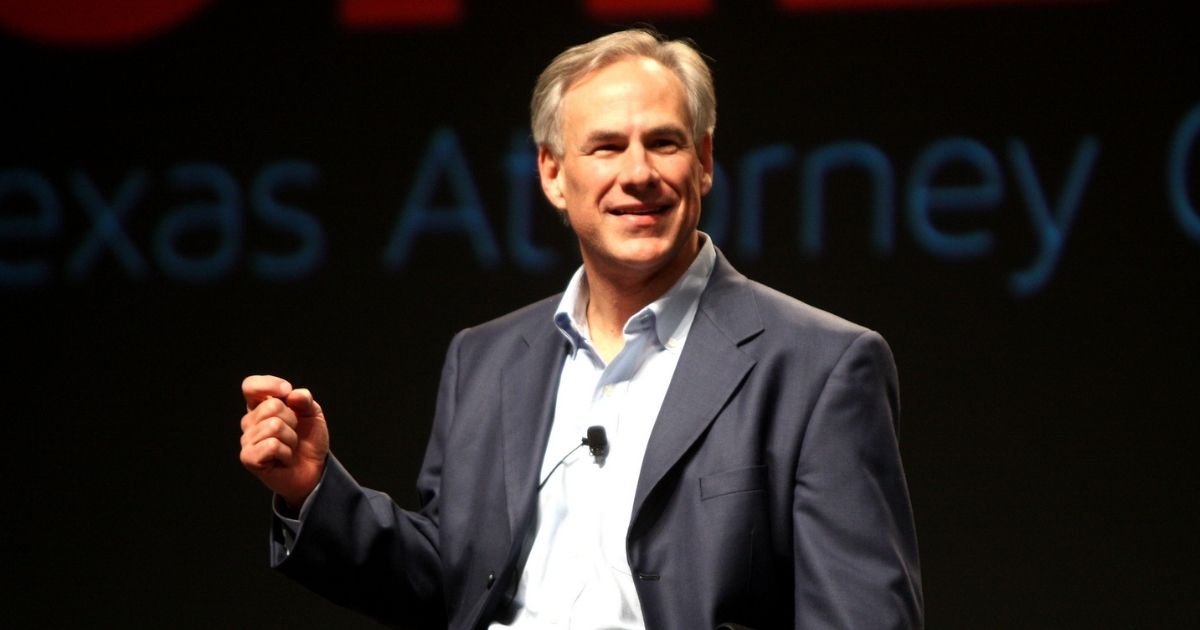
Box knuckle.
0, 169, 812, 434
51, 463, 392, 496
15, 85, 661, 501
263, 436, 284, 454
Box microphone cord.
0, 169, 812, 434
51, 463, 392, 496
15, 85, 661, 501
537, 426, 608, 491
537, 439, 588, 491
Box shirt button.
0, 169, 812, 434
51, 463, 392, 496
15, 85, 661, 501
486, 571, 495, 589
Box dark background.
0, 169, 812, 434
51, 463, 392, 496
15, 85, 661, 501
3, 0, 1197, 627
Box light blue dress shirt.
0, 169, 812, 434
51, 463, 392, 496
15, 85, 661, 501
495, 235, 716, 629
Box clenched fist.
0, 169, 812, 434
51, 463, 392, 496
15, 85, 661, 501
239, 375, 329, 510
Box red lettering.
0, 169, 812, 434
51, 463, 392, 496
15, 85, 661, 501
0, 0, 213, 46
0, 0, 1101, 47
585, 0, 713, 19
776, 0, 1084, 10
340, 0, 462, 27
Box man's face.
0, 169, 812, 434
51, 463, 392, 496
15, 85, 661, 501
538, 56, 713, 284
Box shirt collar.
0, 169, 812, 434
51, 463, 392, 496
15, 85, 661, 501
554, 234, 716, 357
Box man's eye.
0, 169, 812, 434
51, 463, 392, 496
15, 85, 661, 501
651, 139, 681, 152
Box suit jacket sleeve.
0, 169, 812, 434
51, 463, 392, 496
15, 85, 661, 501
266, 331, 470, 628
791, 330, 923, 629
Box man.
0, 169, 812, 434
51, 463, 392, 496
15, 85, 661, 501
240, 29, 923, 629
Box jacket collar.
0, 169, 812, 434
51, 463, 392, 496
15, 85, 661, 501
495, 248, 764, 561
630, 249, 763, 537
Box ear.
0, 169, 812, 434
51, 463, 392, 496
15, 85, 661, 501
537, 145, 568, 211
697, 132, 714, 195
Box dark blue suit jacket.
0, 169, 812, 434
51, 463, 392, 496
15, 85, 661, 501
273, 251, 923, 629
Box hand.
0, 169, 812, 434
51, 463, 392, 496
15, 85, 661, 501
239, 375, 330, 510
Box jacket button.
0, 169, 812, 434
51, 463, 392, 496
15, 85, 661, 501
486, 571, 496, 589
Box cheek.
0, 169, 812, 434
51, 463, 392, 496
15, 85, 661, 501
664, 159, 705, 194
562, 169, 602, 202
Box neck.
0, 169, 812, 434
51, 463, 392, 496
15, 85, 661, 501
582, 236, 701, 361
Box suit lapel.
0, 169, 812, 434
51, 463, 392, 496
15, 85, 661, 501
472, 308, 566, 629
630, 253, 763, 534
500, 310, 567, 537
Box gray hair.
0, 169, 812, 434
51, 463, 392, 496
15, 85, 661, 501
531, 29, 716, 157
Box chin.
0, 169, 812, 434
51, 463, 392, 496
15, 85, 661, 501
610, 240, 682, 270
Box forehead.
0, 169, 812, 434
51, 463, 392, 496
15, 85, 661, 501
560, 57, 690, 136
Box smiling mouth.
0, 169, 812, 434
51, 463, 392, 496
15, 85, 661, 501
610, 204, 671, 216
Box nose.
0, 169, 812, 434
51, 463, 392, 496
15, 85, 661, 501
618, 145, 660, 192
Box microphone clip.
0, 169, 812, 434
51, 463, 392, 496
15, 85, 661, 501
585, 425, 609, 460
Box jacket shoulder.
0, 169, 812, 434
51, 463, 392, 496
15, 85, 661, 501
745, 279, 873, 340
704, 252, 880, 352
449, 293, 562, 357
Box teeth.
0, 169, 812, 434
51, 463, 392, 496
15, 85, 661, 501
610, 204, 671, 216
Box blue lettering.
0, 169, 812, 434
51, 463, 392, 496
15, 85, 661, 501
907, 138, 1002, 259
0, 169, 62, 287
736, 145, 794, 261
153, 163, 242, 282
383, 127, 501, 270
66, 170, 149, 280
1008, 136, 1100, 296
504, 132, 557, 272
251, 160, 324, 281
1168, 102, 1200, 243
801, 141, 895, 257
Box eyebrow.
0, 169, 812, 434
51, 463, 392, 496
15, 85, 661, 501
581, 125, 690, 147
582, 130, 626, 146
645, 125, 689, 142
